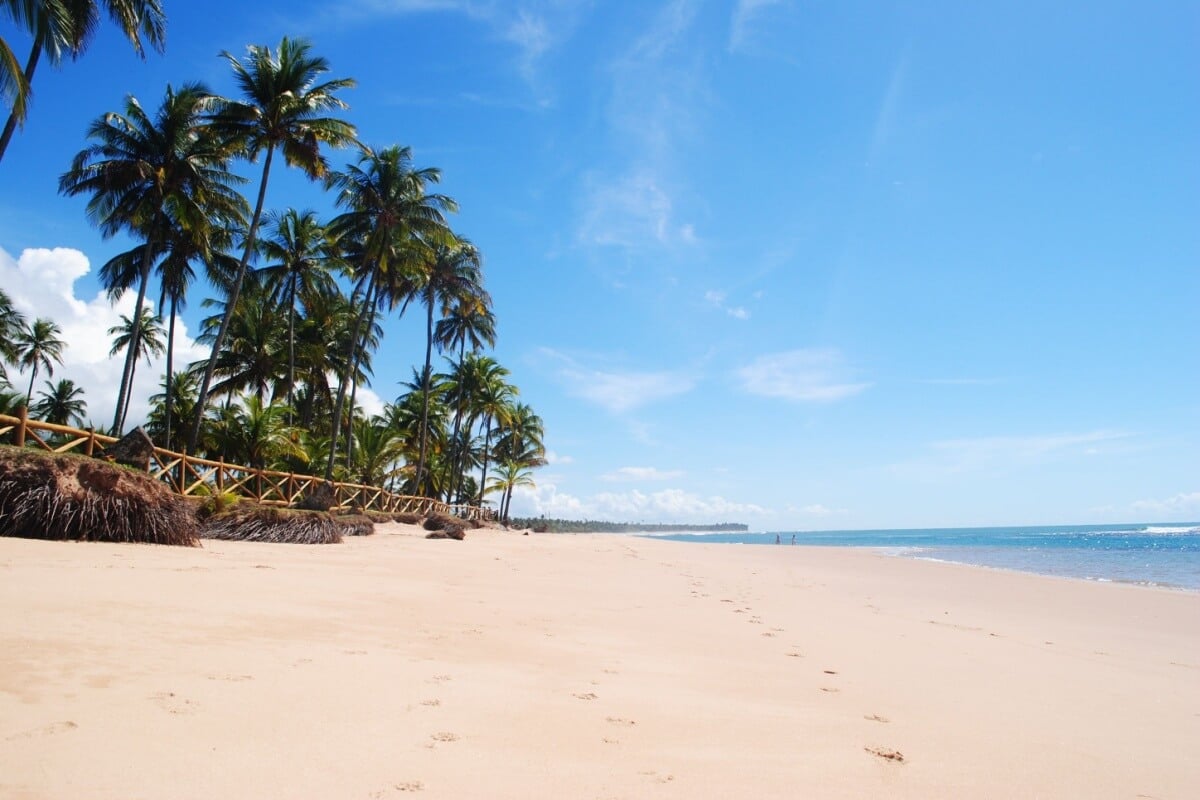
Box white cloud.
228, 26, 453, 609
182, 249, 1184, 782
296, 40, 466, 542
736, 348, 870, 402
536, 347, 695, 414
601, 466, 683, 482
890, 430, 1132, 479
727, 306, 749, 320
508, 481, 767, 524
544, 450, 574, 466
1130, 491, 1200, 516
703, 289, 750, 320
729, 0, 787, 53
1, 246, 207, 428
578, 169, 697, 250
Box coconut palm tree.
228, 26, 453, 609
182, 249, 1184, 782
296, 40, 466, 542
145, 370, 197, 452
0, 286, 27, 380
189, 37, 356, 454
59, 81, 245, 434
323, 144, 456, 478
412, 238, 484, 495
32, 378, 86, 426
468, 358, 515, 506
14, 317, 64, 405
107, 306, 164, 425
195, 280, 286, 405
256, 208, 341, 421
205, 396, 300, 471
0, 0, 166, 162
487, 460, 537, 524
348, 415, 404, 488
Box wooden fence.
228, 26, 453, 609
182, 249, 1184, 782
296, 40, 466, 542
0, 408, 492, 522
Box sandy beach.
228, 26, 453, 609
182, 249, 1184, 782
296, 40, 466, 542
1, 525, 1197, 799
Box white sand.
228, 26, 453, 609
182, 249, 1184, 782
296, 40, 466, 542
1, 526, 1197, 799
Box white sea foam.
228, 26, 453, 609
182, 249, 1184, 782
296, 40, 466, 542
1140, 525, 1200, 535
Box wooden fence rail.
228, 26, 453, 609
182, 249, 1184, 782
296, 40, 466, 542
0, 409, 492, 522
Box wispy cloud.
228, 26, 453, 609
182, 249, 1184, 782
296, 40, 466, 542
704, 289, 750, 320
890, 430, 1133, 478
343, 0, 583, 102
577, 0, 704, 256
1130, 491, 1200, 516
601, 466, 684, 482
736, 348, 870, 402
729, 0, 787, 53
544, 450, 574, 466
536, 347, 696, 413
917, 377, 1007, 386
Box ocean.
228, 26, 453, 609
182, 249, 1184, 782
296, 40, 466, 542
647, 522, 1200, 591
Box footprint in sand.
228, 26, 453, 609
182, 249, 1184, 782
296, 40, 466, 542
761, 632, 776, 637
371, 781, 424, 796
206, 674, 254, 682
639, 771, 675, 784
823, 670, 838, 675
429, 674, 452, 683
5, 720, 78, 740
420, 699, 441, 707
606, 716, 637, 726
865, 746, 905, 763
864, 714, 890, 723
430, 732, 459, 743
785, 651, 804, 658
573, 692, 599, 701
602, 737, 620, 744
150, 691, 198, 715
819, 687, 840, 693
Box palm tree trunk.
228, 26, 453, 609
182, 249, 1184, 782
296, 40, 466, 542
24, 363, 38, 406
345, 372, 359, 474
325, 277, 375, 479
286, 274, 296, 425
477, 415, 493, 506
0, 40, 42, 163
446, 341, 469, 502
163, 296, 177, 449
113, 239, 157, 433
188, 145, 275, 453
414, 289, 435, 495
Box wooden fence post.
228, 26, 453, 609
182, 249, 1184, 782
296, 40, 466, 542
217, 458, 225, 494
14, 405, 27, 447
84, 429, 96, 456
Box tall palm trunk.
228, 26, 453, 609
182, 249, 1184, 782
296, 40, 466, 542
477, 414, 493, 506
285, 273, 297, 425
414, 288, 435, 495
24, 363, 38, 406
114, 236, 158, 433
0, 39, 42, 162
163, 295, 177, 448
189, 146, 275, 453
446, 341, 469, 503
325, 277, 375, 479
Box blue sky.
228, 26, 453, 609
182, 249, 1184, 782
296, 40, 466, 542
1, 0, 1197, 529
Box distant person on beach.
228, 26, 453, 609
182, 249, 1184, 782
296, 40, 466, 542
791, 534, 796, 545
775, 534, 781, 544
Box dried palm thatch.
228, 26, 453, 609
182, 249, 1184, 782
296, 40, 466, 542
426, 527, 466, 541
423, 513, 460, 531
393, 511, 424, 525
334, 514, 375, 537
0, 446, 200, 547
201, 505, 342, 545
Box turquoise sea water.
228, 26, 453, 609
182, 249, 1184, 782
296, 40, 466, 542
648, 523, 1200, 591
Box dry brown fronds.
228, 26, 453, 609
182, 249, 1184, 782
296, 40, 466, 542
334, 514, 375, 537
201, 505, 342, 545
423, 513, 459, 531
0, 446, 200, 547
393, 512, 424, 525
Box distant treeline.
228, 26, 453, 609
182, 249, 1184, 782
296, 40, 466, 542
509, 518, 748, 534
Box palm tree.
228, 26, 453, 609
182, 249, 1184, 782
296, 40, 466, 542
468, 358, 515, 505
487, 460, 537, 524
189, 37, 356, 454
256, 208, 341, 421
203, 396, 299, 470
32, 378, 86, 426
348, 415, 404, 487
412, 237, 484, 495
323, 144, 456, 478
195, 280, 286, 404
107, 305, 164, 425
14, 317, 64, 405
145, 370, 196, 451
0, 0, 167, 162
0, 286, 28, 380
491, 401, 545, 521
59, 81, 245, 434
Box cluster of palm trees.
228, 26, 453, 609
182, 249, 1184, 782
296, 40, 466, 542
0, 17, 546, 516
0, 288, 83, 425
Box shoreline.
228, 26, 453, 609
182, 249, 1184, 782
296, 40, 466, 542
2, 527, 1197, 798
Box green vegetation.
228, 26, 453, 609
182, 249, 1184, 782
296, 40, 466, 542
0, 23, 547, 512
509, 518, 748, 534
